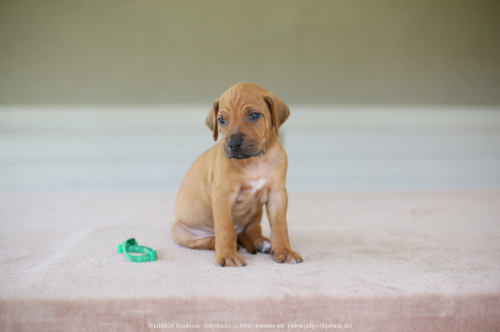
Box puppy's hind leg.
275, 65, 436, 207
237, 232, 256, 254
170, 223, 216, 250
238, 208, 271, 254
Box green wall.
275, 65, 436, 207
1, 0, 499, 105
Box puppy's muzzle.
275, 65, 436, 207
227, 134, 244, 152
225, 134, 260, 160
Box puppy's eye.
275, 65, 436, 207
217, 118, 226, 126
249, 112, 260, 120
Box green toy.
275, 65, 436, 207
117, 238, 157, 262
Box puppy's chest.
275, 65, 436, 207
235, 178, 269, 207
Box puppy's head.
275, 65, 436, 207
205, 83, 290, 160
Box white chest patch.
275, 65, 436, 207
249, 179, 266, 193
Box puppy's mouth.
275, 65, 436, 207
223, 138, 263, 160
233, 154, 251, 160
224, 149, 263, 160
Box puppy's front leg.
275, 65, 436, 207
212, 190, 247, 267
267, 188, 303, 264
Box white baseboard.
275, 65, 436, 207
1, 105, 499, 191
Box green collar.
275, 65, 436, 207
118, 238, 157, 262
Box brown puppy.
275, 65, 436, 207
171, 83, 302, 267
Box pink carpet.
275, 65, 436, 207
1, 191, 499, 331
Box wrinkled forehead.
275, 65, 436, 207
219, 84, 269, 110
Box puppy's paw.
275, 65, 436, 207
256, 239, 272, 254
271, 247, 303, 264
215, 253, 247, 267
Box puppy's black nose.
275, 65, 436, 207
227, 134, 245, 151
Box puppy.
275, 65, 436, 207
171, 83, 302, 267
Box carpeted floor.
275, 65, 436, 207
0, 191, 499, 331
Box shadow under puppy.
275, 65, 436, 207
171, 83, 302, 267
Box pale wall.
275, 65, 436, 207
1, 0, 499, 105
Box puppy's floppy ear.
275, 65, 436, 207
205, 100, 220, 141
264, 94, 290, 135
